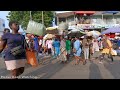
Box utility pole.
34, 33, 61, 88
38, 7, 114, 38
42, 11, 44, 24
30, 11, 32, 20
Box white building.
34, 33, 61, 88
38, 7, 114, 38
0, 18, 5, 31
0, 18, 5, 36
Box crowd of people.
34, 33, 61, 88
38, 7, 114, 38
0, 20, 120, 79
26, 32, 120, 66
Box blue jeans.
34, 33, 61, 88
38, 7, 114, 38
55, 47, 60, 57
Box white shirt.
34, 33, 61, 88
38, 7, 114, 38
39, 39, 43, 45
46, 40, 53, 49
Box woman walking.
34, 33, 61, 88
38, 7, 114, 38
73, 37, 86, 65
59, 37, 67, 63
99, 36, 115, 64
92, 39, 100, 53
82, 36, 90, 62
66, 37, 71, 61
0, 21, 27, 79
46, 39, 53, 56
92, 38, 100, 59
53, 38, 60, 59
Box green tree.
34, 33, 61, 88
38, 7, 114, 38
6, 11, 54, 30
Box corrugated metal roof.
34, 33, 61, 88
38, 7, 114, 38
93, 11, 103, 15
93, 11, 120, 15
55, 11, 73, 14
74, 11, 95, 14
102, 11, 119, 14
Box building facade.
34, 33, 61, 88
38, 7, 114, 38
55, 11, 120, 30
0, 18, 5, 36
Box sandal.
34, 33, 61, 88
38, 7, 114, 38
83, 61, 87, 65
74, 63, 79, 65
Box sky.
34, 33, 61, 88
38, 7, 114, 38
0, 11, 24, 32
0, 11, 9, 28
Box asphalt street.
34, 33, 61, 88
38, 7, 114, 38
0, 53, 120, 79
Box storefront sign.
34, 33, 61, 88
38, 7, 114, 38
77, 24, 120, 29
77, 24, 102, 29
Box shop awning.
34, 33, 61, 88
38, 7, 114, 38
102, 11, 119, 14
74, 11, 95, 15
56, 11, 74, 18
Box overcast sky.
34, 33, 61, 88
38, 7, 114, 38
0, 11, 9, 28
0, 11, 70, 32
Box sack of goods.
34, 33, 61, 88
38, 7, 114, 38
58, 22, 68, 35
58, 22, 68, 30
26, 20, 46, 36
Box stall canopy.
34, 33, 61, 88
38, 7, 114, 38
74, 11, 96, 15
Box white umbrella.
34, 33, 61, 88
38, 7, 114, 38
86, 31, 101, 38
85, 32, 93, 36
81, 35, 85, 38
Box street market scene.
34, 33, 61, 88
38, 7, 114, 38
0, 11, 120, 79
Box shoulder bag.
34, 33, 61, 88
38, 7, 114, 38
10, 35, 27, 56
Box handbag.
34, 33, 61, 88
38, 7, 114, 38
10, 35, 26, 56
26, 49, 38, 67
11, 46, 25, 56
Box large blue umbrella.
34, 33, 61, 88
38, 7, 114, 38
101, 27, 120, 34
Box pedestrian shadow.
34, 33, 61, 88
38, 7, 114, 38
89, 61, 103, 79
23, 57, 73, 79
38, 56, 55, 65
104, 60, 120, 79
25, 56, 55, 69
0, 68, 10, 78
25, 64, 32, 69
0, 58, 10, 78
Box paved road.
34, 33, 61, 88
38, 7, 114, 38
0, 53, 120, 79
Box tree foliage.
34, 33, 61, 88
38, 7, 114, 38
6, 11, 54, 30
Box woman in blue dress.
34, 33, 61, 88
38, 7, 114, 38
53, 38, 60, 59
73, 37, 86, 65
0, 21, 26, 79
